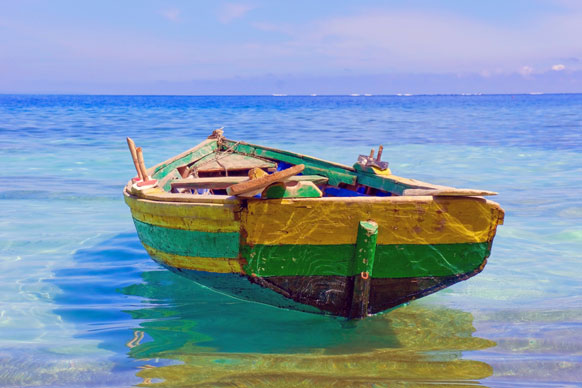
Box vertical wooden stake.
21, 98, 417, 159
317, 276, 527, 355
349, 220, 378, 319
126, 137, 144, 181
136, 147, 149, 180
376, 145, 383, 162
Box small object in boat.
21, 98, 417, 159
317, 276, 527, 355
124, 130, 504, 319
357, 145, 389, 172
262, 181, 323, 199
248, 167, 268, 180
126, 137, 157, 188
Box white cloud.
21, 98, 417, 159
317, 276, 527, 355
552, 64, 566, 71
160, 8, 181, 22
218, 3, 254, 24
519, 66, 534, 76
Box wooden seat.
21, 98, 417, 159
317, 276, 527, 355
171, 175, 329, 190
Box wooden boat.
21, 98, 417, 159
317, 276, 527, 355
124, 129, 504, 319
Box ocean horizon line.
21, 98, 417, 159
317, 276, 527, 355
1, 92, 581, 97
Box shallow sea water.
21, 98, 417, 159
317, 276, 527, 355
0, 94, 581, 387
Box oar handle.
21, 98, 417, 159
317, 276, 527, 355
227, 164, 305, 196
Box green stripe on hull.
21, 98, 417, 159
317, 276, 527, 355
243, 242, 490, 278
133, 219, 240, 258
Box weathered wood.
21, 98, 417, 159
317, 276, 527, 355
192, 153, 276, 174
302, 165, 356, 186
124, 134, 505, 319
172, 176, 248, 189
248, 167, 268, 180
403, 188, 498, 197
376, 145, 384, 162
349, 220, 378, 319
170, 174, 329, 190
243, 195, 502, 246
262, 181, 323, 199
126, 137, 144, 181
136, 147, 149, 179
227, 164, 305, 196
151, 139, 218, 178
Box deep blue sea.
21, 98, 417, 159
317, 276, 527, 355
0, 94, 581, 387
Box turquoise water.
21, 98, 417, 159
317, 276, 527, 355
0, 94, 581, 387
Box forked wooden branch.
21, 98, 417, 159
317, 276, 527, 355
126, 137, 144, 181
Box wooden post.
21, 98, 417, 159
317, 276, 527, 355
126, 137, 144, 181
135, 147, 149, 180
376, 145, 383, 162
349, 220, 378, 319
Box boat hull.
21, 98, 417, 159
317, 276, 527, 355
125, 192, 503, 317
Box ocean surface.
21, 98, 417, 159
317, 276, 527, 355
0, 94, 581, 387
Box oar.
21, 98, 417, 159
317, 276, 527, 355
227, 164, 305, 196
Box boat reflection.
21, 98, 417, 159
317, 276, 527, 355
121, 269, 495, 387
52, 233, 495, 387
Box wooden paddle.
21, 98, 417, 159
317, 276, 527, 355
227, 164, 305, 196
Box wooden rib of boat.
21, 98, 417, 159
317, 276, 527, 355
123, 129, 504, 319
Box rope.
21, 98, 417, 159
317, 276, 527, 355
188, 138, 241, 179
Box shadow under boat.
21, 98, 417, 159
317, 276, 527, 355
51, 232, 496, 387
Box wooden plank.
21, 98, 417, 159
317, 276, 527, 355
192, 153, 276, 173
227, 164, 305, 196
143, 243, 244, 274
403, 188, 498, 197
349, 221, 378, 319
133, 219, 240, 259
243, 195, 502, 246
172, 176, 249, 189
241, 241, 490, 278
171, 175, 329, 190
303, 166, 356, 186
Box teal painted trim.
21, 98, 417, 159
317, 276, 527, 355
152, 142, 217, 180
242, 242, 489, 278
355, 172, 409, 195
133, 218, 240, 258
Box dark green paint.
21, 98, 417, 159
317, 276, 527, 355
353, 221, 378, 276
243, 241, 489, 278
350, 221, 379, 318
263, 182, 322, 199
133, 218, 240, 258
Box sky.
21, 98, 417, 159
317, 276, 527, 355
1, 0, 581, 94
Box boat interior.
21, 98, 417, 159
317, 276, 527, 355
127, 131, 497, 200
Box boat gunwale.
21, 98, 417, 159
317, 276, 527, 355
125, 136, 503, 217
124, 187, 504, 214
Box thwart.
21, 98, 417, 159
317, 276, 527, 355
124, 129, 504, 319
